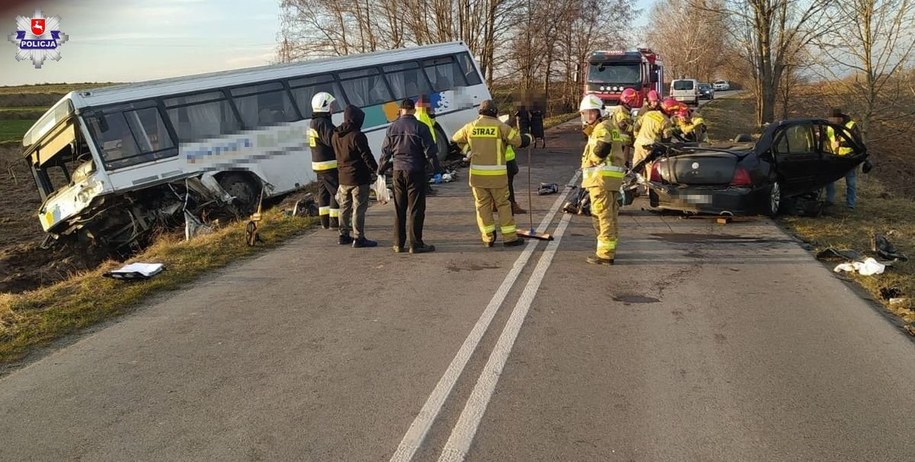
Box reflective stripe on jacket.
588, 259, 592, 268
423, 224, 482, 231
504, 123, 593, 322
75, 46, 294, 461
452, 115, 522, 188
581, 118, 628, 190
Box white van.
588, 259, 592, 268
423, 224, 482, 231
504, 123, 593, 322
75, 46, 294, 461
670, 79, 699, 105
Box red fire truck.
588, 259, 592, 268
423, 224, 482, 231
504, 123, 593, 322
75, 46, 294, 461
583, 48, 664, 108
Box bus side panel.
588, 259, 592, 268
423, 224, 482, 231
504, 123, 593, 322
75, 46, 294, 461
105, 120, 314, 195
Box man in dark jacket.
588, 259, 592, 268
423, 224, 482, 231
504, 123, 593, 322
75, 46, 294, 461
378, 98, 440, 254
333, 105, 379, 248
309, 92, 341, 231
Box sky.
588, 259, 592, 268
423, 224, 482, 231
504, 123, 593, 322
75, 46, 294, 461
1, 0, 655, 86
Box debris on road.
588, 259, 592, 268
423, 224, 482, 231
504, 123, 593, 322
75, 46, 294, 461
537, 183, 559, 195
816, 248, 862, 261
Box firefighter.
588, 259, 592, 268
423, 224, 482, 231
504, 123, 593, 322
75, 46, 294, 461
452, 100, 532, 247
674, 107, 709, 142
632, 95, 675, 179
579, 94, 627, 265
309, 92, 342, 232
614, 88, 639, 168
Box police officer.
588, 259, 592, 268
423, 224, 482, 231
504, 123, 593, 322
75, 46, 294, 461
579, 94, 628, 265
309, 92, 342, 233
452, 100, 531, 247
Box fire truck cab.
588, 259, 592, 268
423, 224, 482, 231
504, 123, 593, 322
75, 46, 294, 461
583, 48, 664, 109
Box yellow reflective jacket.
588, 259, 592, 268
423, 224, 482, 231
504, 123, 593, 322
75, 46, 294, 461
581, 117, 627, 190
826, 120, 857, 156
634, 109, 671, 147
416, 108, 436, 142
453, 115, 522, 188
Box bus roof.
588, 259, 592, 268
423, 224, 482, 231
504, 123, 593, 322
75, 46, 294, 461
71, 41, 472, 108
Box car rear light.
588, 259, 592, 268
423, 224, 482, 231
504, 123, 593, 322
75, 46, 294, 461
730, 167, 751, 186
650, 161, 663, 182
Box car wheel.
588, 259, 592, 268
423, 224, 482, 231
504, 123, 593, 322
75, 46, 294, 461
218, 172, 260, 215
765, 181, 781, 217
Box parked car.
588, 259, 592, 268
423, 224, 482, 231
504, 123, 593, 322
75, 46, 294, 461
637, 119, 868, 216
713, 80, 730, 91
671, 78, 700, 105
698, 83, 715, 100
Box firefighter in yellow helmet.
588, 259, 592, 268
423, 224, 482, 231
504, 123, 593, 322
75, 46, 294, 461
579, 94, 628, 265
452, 100, 532, 247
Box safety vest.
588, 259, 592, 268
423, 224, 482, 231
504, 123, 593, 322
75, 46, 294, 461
581, 118, 627, 190
827, 120, 856, 156
453, 115, 522, 188
417, 108, 436, 142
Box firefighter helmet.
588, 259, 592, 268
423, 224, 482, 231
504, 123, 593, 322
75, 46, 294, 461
661, 97, 681, 115
311, 92, 336, 113
579, 94, 606, 117
619, 88, 639, 108
647, 90, 660, 106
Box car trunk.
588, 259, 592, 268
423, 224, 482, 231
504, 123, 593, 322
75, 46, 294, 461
659, 153, 739, 185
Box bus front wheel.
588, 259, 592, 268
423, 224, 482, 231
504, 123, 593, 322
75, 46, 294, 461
217, 172, 260, 215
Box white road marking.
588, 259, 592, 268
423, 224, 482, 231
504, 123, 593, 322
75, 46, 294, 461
389, 171, 580, 462
438, 211, 573, 462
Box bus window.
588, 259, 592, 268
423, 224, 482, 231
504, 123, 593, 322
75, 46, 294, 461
230, 82, 299, 128
455, 53, 483, 85
383, 61, 432, 100
88, 112, 140, 167
288, 74, 344, 118
422, 56, 466, 92
338, 67, 392, 107
164, 91, 241, 143
86, 103, 177, 170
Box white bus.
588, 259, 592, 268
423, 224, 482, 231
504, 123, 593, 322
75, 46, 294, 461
22, 41, 490, 249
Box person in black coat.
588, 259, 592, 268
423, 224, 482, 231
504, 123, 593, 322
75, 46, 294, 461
377, 99, 441, 254
332, 105, 379, 248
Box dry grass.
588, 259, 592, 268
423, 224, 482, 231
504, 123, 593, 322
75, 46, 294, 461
702, 92, 915, 332
0, 120, 35, 143
0, 211, 316, 363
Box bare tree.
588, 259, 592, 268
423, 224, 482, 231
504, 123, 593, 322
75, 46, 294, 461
694, 0, 834, 126
813, 0, 915, 141
646, 0, 729, 83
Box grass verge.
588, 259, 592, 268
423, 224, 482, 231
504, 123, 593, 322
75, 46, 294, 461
701, 94, 915, 333
0, 211, 315, 364
0, 120, 36, 143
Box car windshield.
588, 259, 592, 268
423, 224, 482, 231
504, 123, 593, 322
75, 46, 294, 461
699, 84, 711, 90
673, 80, 694, 90
587, 63, 640, 84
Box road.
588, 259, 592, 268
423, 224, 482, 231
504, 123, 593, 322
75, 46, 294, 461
1, 118, 914, 461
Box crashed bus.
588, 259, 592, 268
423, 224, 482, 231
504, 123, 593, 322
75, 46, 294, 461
22, 41, 489, 251
584, 48, 664, 108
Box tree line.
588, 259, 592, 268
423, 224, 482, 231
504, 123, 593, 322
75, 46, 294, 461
279, 0, 915, 139
278, 0, 637, 114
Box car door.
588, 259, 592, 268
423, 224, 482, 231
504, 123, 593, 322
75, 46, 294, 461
769, 122, 824, 196
815, 121, 867, 186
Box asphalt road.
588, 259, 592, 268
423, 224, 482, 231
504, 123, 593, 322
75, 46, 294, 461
1, 119, 913, 461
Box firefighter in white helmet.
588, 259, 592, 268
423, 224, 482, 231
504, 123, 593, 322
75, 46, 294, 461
579, 94, 628, 265
309, 92, 343, 236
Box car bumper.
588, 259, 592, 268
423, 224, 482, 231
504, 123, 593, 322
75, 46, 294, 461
649, 183, 768, 215
673, 96, 697, 102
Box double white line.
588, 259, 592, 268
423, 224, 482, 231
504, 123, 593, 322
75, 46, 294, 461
390, 171, 580, 462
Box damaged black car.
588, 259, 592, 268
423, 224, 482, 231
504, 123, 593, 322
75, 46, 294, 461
639, 119, 869, 216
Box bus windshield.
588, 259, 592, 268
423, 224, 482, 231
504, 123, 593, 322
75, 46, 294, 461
588, 63, 640, 84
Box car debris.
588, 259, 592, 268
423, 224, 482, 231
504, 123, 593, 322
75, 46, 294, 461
873, 233, 908, 262
537, 183, 559, 195
816, 248, 862, 261
834, 258, 886, 276
103, 262, 165, 280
